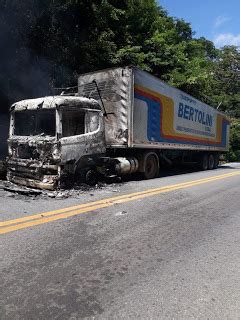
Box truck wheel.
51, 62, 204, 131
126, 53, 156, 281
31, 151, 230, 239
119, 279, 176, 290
208, 154, 215, 170
199, 154, 208, 171
143, 154, 159, 179
85, 169, 98, 186
213, 154, 219, 169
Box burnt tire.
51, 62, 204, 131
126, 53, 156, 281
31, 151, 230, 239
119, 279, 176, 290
208, 154, 215, 170
85, 169, 98, 186
76, 167, 98, 186
143, 154, 159, 179
199, 153, 208, 171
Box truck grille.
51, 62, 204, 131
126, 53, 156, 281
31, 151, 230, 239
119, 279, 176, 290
7, 160, 58, 180
17, 145, 40, 160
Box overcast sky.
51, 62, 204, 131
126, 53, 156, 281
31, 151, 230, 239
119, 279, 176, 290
159, 0, 240, 47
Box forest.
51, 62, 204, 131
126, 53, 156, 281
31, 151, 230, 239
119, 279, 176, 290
0, 0, 239, 160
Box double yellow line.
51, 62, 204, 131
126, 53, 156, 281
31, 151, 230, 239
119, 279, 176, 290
1, 171, 240, 235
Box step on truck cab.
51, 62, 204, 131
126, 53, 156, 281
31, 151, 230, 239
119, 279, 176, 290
7, 67, 230, 189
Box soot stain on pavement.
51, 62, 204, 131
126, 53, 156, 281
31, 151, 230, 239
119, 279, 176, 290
0, 180, 124, 202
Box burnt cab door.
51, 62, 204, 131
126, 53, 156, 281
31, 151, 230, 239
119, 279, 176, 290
59, 108, 106, 163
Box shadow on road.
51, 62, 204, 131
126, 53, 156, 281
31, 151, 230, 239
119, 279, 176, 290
122, 163, 239, 183
161, 162, 239, 176
160, 164, 239, 177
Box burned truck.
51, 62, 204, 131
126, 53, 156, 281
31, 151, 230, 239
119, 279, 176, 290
7, 67, 230, 190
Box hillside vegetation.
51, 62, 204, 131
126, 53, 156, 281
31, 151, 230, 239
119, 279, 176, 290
0, 0, 239, 159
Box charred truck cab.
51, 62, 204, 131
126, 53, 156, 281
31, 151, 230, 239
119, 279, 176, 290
7, 96, 106, 189
7, 67, 230, 190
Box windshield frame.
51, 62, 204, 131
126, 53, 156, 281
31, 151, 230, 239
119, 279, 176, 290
58, 107, 101, 139
10, 108, 57, 138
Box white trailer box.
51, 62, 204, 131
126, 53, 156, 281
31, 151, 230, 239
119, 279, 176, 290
78, 67, 230, 152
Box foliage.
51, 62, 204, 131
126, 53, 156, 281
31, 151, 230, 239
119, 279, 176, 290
226, 119, 240, 162
211, 46, 240, 118
0, 0, 239, 157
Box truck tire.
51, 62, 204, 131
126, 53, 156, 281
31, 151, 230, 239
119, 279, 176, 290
85, 169, 98, 186
208, 154, 215, 170
199, 153, 208, 171
76, 166, 98, 186
213, 154, 219, 169
143, 154, 159, 179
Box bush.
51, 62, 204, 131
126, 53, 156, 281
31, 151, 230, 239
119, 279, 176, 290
226, 119, 240, 162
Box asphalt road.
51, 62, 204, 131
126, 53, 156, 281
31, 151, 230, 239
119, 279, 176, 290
1, 163, 240, 319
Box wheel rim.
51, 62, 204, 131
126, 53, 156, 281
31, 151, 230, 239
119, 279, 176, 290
85, 170, 97, 185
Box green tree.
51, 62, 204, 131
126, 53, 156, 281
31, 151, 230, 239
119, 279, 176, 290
226, 119, 240, 162
211, 46, 240, 117
0, 0, 239, 124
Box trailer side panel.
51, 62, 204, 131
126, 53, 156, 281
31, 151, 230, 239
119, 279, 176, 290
133, 68, 230, 151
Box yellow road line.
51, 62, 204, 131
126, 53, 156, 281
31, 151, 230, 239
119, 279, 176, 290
1, 171, 240, 235
0, 171, 237, 227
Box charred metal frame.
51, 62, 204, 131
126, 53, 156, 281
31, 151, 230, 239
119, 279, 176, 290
7, 96, 105, 190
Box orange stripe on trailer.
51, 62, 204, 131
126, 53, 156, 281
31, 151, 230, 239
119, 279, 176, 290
134, 85, 228, 146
